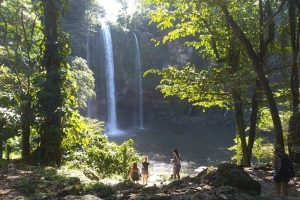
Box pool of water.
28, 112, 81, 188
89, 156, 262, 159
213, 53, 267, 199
110, 124, 235, 165
107, 124, 235, 185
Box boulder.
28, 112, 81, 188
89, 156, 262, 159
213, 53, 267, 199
65, 177, 81, 186
212, 163, 261, 195
165, 180, 185, 189
63, 194, 102, 200
195, 166, 208, 173
83, 168, 100, 181
194, 166, 216, 184
139, 185, 159, 193
233, 192, 260, 200
215, 186, 237, 195
114, 180, 142, 191
44, 166, 57, 180
81, 195, 102, 200
13, 196, 26, 200
84, 182, 115, 198
57, 185, 80, 197
137, 193, 171, 200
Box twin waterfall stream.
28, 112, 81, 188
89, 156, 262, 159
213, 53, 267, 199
133, 32, 144, 130
87, 24, 144, 135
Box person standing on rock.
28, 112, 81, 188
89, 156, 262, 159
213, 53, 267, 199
272, 145, 295, 196
141, 156, 150, 186
171, 149, 181, 180
128, 162, 141, 184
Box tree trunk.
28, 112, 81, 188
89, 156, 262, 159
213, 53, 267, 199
247, 80, 260, 160
288, 0, 299, 114
232, 89, 250, 166
219, 2, 284, 147
21, 117, 30, 160
288, 112, 300, 158
21, 100, 31, 160
0, 135, 3, 159
6, 143, 10, 160
39, 0, 64, 166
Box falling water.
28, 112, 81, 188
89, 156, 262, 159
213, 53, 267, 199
86, 34, 92, 118
133, 33, 144, 129
101, 24, 118, 134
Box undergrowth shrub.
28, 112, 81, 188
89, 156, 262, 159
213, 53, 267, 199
63, 116, 140, 178
228, 136, 274, 166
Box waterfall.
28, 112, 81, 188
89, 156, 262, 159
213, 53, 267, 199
86, 33, 92, 118
133, 33, 144, 129
101, 24, 118, 134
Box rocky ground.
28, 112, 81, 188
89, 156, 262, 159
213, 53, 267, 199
0, 161, 299, 200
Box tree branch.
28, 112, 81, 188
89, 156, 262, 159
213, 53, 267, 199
0, 9, 23, 89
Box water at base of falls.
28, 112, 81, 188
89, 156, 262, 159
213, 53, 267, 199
110, 124, 235, 166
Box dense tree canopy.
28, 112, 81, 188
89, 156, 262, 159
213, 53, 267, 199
0, 0, 140, 175
142, 0, 300, 165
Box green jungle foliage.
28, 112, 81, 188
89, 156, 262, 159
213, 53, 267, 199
0, 0, 140, 177
228, 136, 274, 165
0, 0, 298, 179
63, 115, 140, 177
69, 56, 96, 109
142, 0, 299, 165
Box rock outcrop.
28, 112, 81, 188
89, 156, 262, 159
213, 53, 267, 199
108, 163, 261, 200
201, 163, 261, 195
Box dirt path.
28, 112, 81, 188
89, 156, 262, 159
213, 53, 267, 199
245, 167, 300, 199
0, 162, 27, 199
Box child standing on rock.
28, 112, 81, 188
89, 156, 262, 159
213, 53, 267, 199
142, 156, 150, 186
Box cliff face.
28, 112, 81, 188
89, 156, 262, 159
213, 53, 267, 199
63, 0, 231, 129
62, 1, 231, 130
85, 27, 231, 130
62, 0, 89, 57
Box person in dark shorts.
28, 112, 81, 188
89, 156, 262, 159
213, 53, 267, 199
272, 145, 294, 196
141, 156, 150, 185
171, 149, 181, 180
128, 162, 140, 184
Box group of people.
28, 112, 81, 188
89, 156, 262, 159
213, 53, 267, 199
128, 149, 182, 185
128, 156, 150, 185
128, 146, 295, 197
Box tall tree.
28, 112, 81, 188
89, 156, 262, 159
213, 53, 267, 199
287, 0, 300, 156
0, 0, 43, 160
143, 0, 262, 165
143, 0, 287, 163
39, 0, 69, 166
288, 0, 300, 114
217, 0, 284, 147
117, 0, 131, 29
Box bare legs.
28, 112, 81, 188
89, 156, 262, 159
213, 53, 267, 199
172, 168, 180, 180
176, 172, 180, 180
142, 174, 148, 185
